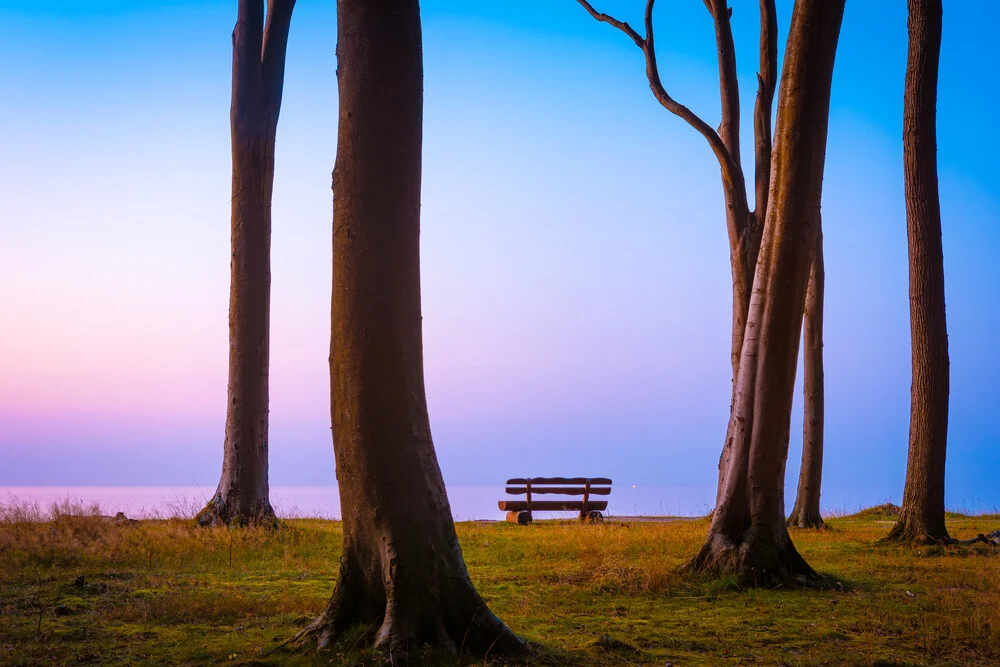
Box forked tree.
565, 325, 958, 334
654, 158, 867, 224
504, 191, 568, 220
198, 0, 295, 527
688, 0, 844, 585
578, 0, 777, 392
788, 226, 826, 529
304, 0, 525, 657
887, 0, 950, 544
576, 0, 827, 523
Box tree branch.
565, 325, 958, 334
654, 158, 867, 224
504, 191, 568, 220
752, 0, 778, 222
576, 0, 741, 191
575, 0, 644, 48
261, 0, 296, 131
640, 0, 742, 193
232, 0, 265, 131
706, 0, 741, 162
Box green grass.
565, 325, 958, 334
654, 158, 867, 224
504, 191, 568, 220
1, 503, 999, 665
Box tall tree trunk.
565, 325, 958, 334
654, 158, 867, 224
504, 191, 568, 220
716, 0, 777, 504
689, 0, 844, 586
788, 225, 825, 529
887, 0, 950, 544
198, 0, 295, 528
305, 0, 524, 658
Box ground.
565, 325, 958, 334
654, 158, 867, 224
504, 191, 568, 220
1, 503, 998, 666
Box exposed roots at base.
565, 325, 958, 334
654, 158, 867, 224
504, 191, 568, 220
787, 512, 826, 530
882, 530, 999, 548
883, 520, 951, 545
295, 577, 528, 662
685, 526, 833, 589
195, 495, 278, 529
881, 533, 951, 546
953, 533, 1000, 546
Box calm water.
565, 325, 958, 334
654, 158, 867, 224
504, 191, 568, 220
1, 484, 718, 521
7, 485, 996, 521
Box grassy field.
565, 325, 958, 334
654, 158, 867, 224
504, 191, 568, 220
1, 503, 999, 666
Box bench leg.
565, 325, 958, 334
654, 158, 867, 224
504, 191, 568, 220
506, 511, 532, 526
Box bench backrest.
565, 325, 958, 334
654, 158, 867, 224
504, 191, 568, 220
505, 477, 612, 512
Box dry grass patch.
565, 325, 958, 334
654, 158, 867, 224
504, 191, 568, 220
1, 504, 999, 665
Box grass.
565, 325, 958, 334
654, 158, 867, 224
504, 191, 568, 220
1, 502, 999, 665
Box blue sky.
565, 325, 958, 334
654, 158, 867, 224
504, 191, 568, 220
1, 1, 998, 512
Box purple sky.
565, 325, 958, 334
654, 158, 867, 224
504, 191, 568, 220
1, 0, 998, 512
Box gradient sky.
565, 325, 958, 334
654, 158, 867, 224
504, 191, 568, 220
1, 1, 998, 511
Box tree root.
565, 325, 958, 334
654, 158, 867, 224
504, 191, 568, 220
786, 512, 825, 530
884, 531, 1000, 547
296, 574, 528, 661
195, 494, 277, 528
686, 525, 832, 589
882, 521, 950, 545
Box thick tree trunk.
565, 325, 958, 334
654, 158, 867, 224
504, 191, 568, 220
198, 0, 294, 528
306, 0, 524, 658
690, 0, 844, 586
788, 225, 825, 529
887, 0, 950, 545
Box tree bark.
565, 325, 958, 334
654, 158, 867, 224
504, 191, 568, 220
688, 0, 844, 586
788, 225, 825, 529
198, 0, 295, 528
887, 0, 950, 545
305, 0, 524, 658
716, 0, 777, 503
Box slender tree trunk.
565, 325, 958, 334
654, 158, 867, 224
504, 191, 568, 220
198, 0, 295, 528
788, 225, 825, 529
689, 0, 844, 586
305, 0, 524, 657
715, 206, 761, 506
729, 211, 760, 388
887, 0, 950, 544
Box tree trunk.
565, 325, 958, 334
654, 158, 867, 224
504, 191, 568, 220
715, 207, 761, 505
305, 0, 524, 658
788, 225, 825, 529
689, 0, 844, 586
887, 0, 950, 545
198, 0, 295, 528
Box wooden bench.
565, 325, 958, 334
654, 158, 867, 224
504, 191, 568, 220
498, 477, 612, 525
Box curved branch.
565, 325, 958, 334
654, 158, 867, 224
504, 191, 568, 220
576, 0, 741, 191
575, 0, 644, 47
641, 0, 742, 193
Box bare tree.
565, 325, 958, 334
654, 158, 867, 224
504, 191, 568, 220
576, 2, 827, 522
788, 226, 826, 529
577, 0, 776, 388
688, 0, 844, 585
198, 0, 295, 527
887, 0, 950, 544
303, 0, 525, 657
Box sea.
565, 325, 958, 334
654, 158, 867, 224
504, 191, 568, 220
0, 484, 718, 521
4, 484, 994, 521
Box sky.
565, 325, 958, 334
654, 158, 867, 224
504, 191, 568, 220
1, 1, 998, 512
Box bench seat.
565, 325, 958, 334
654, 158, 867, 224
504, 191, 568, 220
497, 499, 608, 512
